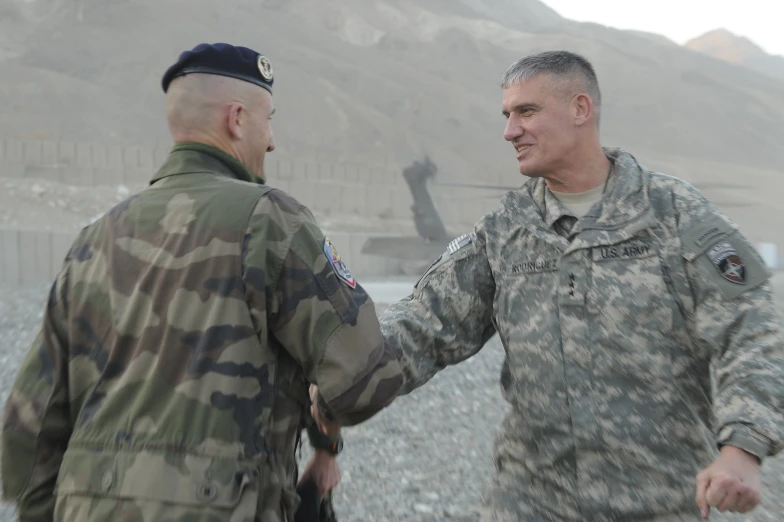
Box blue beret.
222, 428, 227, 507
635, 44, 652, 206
161, 43, 273, 94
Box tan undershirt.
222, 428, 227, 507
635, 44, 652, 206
548, 182, 606, 219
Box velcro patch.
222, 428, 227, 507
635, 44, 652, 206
680, 217, 736, 261
414, 233, 474, 290
706, 241, 746, 285
592, 242, 655, 262
447, 234, 472, 254
510, 258, 559, 274
324, 237, 356, 289
694, 225, 726, 248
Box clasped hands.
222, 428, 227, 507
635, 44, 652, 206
309, 383, 340, 436
296, 384, 342, 498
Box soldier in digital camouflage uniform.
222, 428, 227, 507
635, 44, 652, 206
1, 43, 403, 522
378, 51, 784, 521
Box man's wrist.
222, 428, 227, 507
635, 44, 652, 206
720, 444, 761, 465
306, 418, 343, 455
313, 448, 338, 459
317, 393, 337, 425
717, 424, 771, 464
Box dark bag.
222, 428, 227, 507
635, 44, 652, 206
294, 479, 337, 522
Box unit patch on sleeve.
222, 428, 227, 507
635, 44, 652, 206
707, 241, 746, 285
324, 236, 356, 288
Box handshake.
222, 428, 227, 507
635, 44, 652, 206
309, 384, 340, 437
293, 385, 343, 522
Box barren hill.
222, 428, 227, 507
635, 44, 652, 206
2, 0, 784, 173
686, 28, 784, 83
1, 0, 783, 247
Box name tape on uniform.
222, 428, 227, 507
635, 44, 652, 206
510, 258, 559, 274
592, 243, 655, 262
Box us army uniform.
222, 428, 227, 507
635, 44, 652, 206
380, 147, 784, 521
1, 141, 403, 522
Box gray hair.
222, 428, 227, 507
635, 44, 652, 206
501, 50, 602, 122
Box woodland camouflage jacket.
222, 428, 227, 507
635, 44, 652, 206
1, 143, 403, 522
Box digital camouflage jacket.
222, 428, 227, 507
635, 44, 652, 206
380, 147, 784, 521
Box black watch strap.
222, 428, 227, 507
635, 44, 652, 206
306, 422, 343, 455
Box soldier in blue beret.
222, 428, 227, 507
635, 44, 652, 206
161, 42, 275, 95
1, 40, 401, 522
163, 43, 345, 521
162, 42, 344, 522
159, 43, 277, 184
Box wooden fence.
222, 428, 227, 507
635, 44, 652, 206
0, 138, 502, 288
0, 229, 76, 289
0, 228, 407, 289
0, 137, 495, 224
0, 138, 404, 187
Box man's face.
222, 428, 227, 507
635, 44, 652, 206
240, 89, 276, 181
502, 74, 578, 178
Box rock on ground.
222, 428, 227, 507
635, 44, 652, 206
0, 286, 781, 521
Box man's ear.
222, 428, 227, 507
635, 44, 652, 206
572, 93, 593, 126
226, 102, 245, 140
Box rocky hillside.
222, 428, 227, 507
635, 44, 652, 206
686, 28, 784, 83
1, 0, 783, 246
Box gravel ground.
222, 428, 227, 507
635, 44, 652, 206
0, 285, 782, 521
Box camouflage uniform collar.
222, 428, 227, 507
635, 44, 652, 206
149, 142, 265, 185
542, 184, 575, 228
585, 147, 650, 230
502, 147, 651, 233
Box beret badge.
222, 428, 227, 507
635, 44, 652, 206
258, 55, 273, 81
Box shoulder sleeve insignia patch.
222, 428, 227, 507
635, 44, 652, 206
324, 236, 356, 289
707, 241, 746, 285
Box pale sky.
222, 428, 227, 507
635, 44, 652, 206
541, 0, 784, 57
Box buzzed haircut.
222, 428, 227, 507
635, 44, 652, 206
501, 50, 602, 124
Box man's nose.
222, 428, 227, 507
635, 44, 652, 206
504, 118, 522, 142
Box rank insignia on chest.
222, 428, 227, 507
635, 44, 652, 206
707, 241, 746, 284
324, 237, 356, 288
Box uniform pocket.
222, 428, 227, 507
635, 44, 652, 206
53, 448, 259, 522
588, 237, 681, 454
589, 237, 675, 358
495, 256, 564, 414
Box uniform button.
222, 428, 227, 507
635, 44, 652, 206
195, 482, 218, 502
101, 470, 113, 491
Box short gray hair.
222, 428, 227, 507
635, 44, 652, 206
501, 50, 602, 120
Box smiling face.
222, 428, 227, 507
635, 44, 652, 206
501, 73, 583, 179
